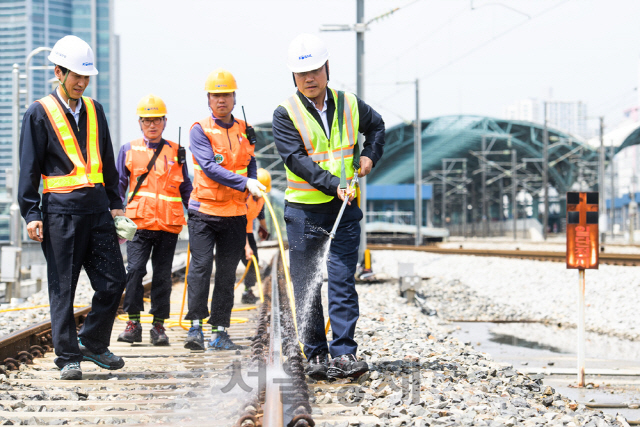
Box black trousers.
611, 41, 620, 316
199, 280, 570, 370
240, 232, 258, 289
123, 229, 179, 319
42, 212, 126, 368
185, 211, 246, 327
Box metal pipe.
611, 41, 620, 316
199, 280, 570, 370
414, 79, 422, 246
599, 117, 606, 244
356, 0, 367, 265
462, 160, 467, 239
577, 268, 586, 387
543, 102, 549, 240
512, 149, 517, 241
442, 160, 446, 228
481, 136, 487, 237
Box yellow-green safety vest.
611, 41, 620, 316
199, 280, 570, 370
37, 95, 103, 193
280, 89, 359, 204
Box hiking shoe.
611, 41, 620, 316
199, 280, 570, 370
241, 289, 258, 304
60, 362, 82, 380
79, 343, 125, 370
117, 320, 142, 343
207, 330, 246, 350
184, 326, 205, 350
150, 322, 169, 346
305, 353, 329, 380
327, 354, 368, 379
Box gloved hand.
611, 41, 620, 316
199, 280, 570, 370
258, 225, 270, 240
246, 178, 266, 197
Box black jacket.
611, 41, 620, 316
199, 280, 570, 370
18, 90, 122, 224
272, 89, 385, 213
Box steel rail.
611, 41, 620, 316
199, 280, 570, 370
263, 253, 285, 426
0, 261, 187, 369
368, 244, 640, 266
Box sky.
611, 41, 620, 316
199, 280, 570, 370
114, 0, 640, 165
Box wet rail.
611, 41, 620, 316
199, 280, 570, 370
0, 250, 320, 426
368, 243, 640, 266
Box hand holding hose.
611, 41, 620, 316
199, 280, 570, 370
336, 183, 357, 205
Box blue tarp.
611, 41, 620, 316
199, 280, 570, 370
367, 184, 433, 201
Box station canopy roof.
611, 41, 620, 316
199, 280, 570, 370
255, 115, 599, 194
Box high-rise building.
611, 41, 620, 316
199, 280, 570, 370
502, 98, 589, 140
0, 0, 119, 241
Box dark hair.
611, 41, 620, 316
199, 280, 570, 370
56, 65, 69, 75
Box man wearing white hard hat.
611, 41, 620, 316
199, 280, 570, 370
272, 34, 386, 380
18, 35, 127, 380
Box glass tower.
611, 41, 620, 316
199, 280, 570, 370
0, 0, 118, 241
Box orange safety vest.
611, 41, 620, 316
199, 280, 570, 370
246, 195, 265, 233
190, 117, 255, 217
37, 94, 104, 193
124, 138, 187, 234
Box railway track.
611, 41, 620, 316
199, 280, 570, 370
368, 244, 640, 266
0, 249, 369, 426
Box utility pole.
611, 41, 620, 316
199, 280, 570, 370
462, 160, 468, 238
610, 143, 616, 239
441, 159, 446, 228
414, 79, 422, 246
10, 65, 21, 250
356, 0, 367, 259
543, 102, 549, 240
481, 136, 487, 237
512, 149, 517, 241
599, 117, 606, 244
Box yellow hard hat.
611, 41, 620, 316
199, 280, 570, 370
205, 68, 237, 93
257, 168, 271, 193
136, 94, 167, 117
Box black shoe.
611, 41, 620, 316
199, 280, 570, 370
150, 322, 169, 346
184, 326, 205, 350
79, 340, 125, 370
305, 353, 329, 380
117, 320, 142, 343
241, 289, 258, 304
327, 354, 368, 380
60, 362, 82, 380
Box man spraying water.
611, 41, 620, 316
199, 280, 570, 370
272, 33, 386, 380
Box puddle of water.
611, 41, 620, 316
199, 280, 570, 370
450, 321, 640, 421
489, 332, 568, 354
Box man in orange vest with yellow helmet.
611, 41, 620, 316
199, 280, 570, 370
18, 35, 126, 380
184, 69, 265, 351
115, 94, 192, 346
240, 168, 272, 304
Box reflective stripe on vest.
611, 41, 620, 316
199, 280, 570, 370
280, 89, 359, 204
193, 165, 248, 175
128, 191, 183, 203
38, 95, 103, 193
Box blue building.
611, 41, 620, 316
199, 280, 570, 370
0, 0, 119, 241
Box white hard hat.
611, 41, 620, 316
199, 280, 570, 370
48, 35, 98, 76
287, 33, 329, 73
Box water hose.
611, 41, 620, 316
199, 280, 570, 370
261, 192, 298, 337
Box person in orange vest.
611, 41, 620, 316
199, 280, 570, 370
240, 168, 272, 304
184, 69, 265, 351
18, 35, 126, 380
115, 94, 192, 346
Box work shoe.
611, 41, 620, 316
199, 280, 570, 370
117, 320, 142, 343
208, 330, 246, 351
241, 289, 258, 304
150, 322, 169, 346
184, 326, 205, 351
60, 362, 82, 380
327, 354, 368, 380
79, 342, 125, 370
305, 353, 329, 380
